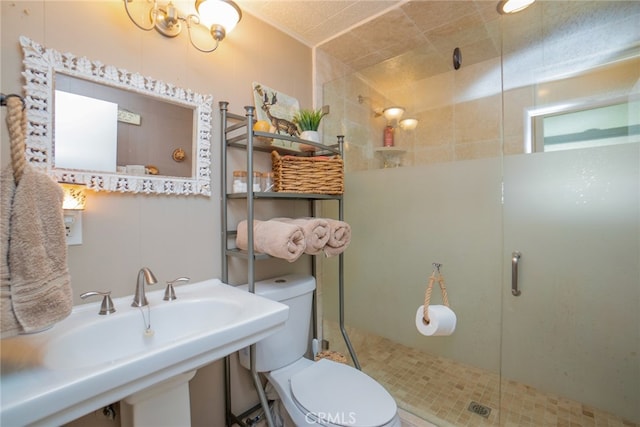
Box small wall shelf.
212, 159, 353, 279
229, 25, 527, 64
374, 146, 406, 168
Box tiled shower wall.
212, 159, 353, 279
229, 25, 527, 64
322, 53, 638, 173
319, 2, 640, 173
321, 56, 504, 172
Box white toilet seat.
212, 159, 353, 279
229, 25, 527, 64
266, 358, 400, 427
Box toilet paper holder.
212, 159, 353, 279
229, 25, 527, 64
423, 263, 450, 324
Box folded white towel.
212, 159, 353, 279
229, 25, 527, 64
1, 165, 73, 337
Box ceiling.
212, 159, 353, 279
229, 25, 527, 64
236, 0, 503, 90
235, 0, 403, 48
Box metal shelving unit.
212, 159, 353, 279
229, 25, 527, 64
219, 102, 359, 427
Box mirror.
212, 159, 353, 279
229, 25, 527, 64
20, 36, 213, 196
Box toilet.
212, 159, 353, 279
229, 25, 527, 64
239, 274, 401, 427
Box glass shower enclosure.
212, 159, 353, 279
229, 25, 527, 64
500, 2, 639, 424
319, 1, 639, 426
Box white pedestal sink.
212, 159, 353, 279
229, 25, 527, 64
0, 279, 288, 427
120, 370, 196, 427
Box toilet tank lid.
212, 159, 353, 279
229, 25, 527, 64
236, 274, 316, 302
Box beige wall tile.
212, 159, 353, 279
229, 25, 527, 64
454, 95, 502, 146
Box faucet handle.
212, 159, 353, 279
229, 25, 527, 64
80, 291, 116, 315
164, 277, 190, 301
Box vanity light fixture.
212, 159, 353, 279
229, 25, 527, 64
123, 0, 242, 53
382, 106, 405, 122
384, 108, 419, 130
358, 96, 419, 130
497, 0, 535, 14
61, 183, 87, 210
60, 183, 87, 246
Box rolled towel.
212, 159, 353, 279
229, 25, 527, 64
324, 219, 352, 257
272, 217, 330, 255
236, 220, 306, 262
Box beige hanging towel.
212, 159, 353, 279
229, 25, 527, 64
1, 165, 73, 337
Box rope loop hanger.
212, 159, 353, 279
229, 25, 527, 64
422, 263, 450, 324
1, 93, 28, 185
1, 94, 27, 185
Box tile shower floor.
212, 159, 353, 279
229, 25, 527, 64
323, 322, 637, 427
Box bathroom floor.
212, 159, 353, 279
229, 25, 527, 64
323, 322, 637, 427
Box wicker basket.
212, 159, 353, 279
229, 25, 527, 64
271, 151, 344, 194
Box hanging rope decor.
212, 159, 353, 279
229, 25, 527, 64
2, 93, 27, 185
423, 263, 450, 324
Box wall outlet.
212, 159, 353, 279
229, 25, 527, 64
64, 211, 83, 245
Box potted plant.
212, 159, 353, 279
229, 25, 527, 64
293, 108, 328, 150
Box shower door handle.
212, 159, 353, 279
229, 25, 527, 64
511, 251, 522, 296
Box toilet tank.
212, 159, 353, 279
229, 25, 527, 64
238, 274, 316, 372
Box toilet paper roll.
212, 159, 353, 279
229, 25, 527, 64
415, 304, 457, 336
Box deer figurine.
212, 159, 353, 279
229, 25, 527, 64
261, 92, 299, 137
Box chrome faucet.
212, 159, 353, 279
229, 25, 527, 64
131, 267, 158, 307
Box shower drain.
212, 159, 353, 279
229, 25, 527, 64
467, 401, 492, 418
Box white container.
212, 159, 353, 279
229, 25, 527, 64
251, 171, 261, 192
126, 165, 146, 175
261, 172, 274, 192
232, 170, 247, 193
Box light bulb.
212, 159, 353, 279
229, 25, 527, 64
383, 106, 405, 121
498, 0, 535, 14
196, 0, 242, 36
399, 118, 418, 130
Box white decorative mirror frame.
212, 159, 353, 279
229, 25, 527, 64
20, 36, 213, 196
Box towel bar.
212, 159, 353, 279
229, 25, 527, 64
0, 93, 25, 110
